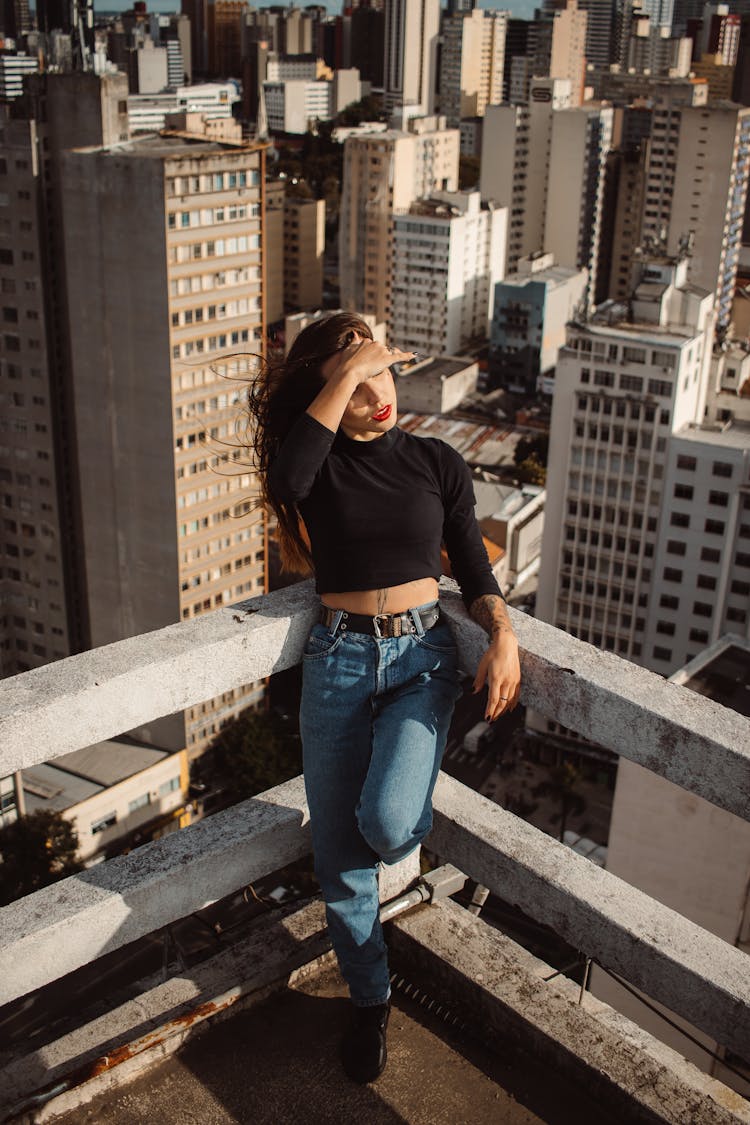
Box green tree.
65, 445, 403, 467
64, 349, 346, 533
0, 810, 83, 906
514, 433, 549, 467
516, 454, 547, 485
209, 709, 302, 802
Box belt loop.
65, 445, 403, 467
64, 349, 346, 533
328, 608, 344, 635
410, 606, 425, 636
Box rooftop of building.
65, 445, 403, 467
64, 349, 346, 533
77, 133, 263, 158
22, 737, 171, 815
671, 635, 750, 720
0, 581, 748, 1122
396, 356, 474, 383
473, 478, 544, 522
676, 419, 750, 448
398, 412, 521, 468
501, 263, 586, 289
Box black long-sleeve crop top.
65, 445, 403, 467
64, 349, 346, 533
268, 412, 502, 610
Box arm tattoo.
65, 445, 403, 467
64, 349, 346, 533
469, 594, 515, 643
376, 587, 389, 615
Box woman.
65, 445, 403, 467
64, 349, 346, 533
248, 312, 521, 1083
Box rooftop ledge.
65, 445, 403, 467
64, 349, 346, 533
1, 580, 749, 1121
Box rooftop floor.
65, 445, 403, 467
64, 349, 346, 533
46, 959, 625, 1125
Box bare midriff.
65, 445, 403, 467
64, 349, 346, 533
321, 577, 440, 616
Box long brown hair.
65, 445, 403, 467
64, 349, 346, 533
246, 312, 374, 572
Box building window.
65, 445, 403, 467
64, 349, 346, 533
689, 628, 708, 644
91, 811, 117, 835
676, 454, 696, 471
731, 580, 750, 597
701, 547, 720, 563
653, 646, 672, 661
712, 461, 733, 478
663, 567, 683, 583
659, 595, 679, 609
656, 620, 675, 635
696, 574, 716, 590
674, 483, 693, 500
708, 490, 728, 507
693, 602, 713, 617
670, 512, 690, 528
128, 793, 151, 814
159, 776, 181, 797
705, 519, 725, 535
727, 607, 747, 624
666, 540, 686, 556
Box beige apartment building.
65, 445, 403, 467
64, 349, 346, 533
265, 183, 325, 321
439, 9, 507, 128
536, 0, 588, 107
59, 123, 268, 759
339, 115, 460, 328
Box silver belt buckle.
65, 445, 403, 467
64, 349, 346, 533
373, 613, 388, 639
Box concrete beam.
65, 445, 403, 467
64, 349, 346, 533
439, 589, 750, 823
429, 772, 750, 1063
389, 900, 750, 1125
0, 777, 311, 1006
0, 581, 320, 774
2, 901, 332, 1122
0, 581, 747, 823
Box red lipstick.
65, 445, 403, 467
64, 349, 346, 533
372, 405, 392, 422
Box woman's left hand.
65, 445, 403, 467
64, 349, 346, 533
473, 633, 521, 722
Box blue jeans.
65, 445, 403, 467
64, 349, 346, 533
300, 602, 461, 1006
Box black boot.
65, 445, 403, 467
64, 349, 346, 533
340, 1000, 391, 1083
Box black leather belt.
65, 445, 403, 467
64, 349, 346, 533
319, 602, 441, 638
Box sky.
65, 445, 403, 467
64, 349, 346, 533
140, 0, 539, 17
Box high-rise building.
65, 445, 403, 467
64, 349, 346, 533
534, 0, 588, 107
439, 9, 507, 128
383, 0, 440, 117
266, 183, 325, 318
390, 190, 507, 356
0, 55, 38, 100
208, 0, 246, 78
545, 102, 614, 311
0, 73, 267, 762
502, 17, 533, 102
536, 256, 715, 673
489, 253, 588, 395
0, 73, 130, 683
58, 123, 267, 759
576, 0, 616, 68
339, 115, 460, 328
481, 86, 613, 308
662, 102, 750, 333
733, 14, 750, 105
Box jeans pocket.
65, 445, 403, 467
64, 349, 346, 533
303, 624, 343, 660
414, 622, 458, 656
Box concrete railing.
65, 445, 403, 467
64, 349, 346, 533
1, 580, 749, 1058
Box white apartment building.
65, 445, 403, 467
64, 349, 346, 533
439, 9, 507, 128
128, 83, 239, 132
536, 257, 715, 675
383, 0, 440, 117
263, 70, 363, 134
339, 115, 460, 327
59, 130, 268, 760
0, 55, 39, 100
390, 191, 506, 356
480, 78, 573, 274
642, 420, 750, 674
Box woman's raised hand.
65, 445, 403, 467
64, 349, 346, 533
323, 338, 415, 387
